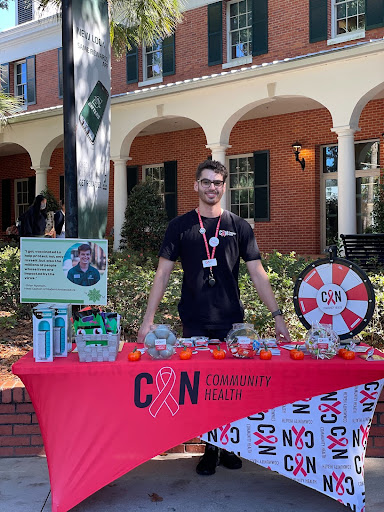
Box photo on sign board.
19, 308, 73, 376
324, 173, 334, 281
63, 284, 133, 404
63, 242, 106, 287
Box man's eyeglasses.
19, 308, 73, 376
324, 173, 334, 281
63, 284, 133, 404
197, 178, 225, 189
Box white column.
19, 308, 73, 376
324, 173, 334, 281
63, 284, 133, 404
112, 156, 131, 251
331, 126, 358, 237
31, 166, 50, 196
206, 143, 231, 209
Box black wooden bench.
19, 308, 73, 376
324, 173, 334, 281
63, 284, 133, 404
340, 233, 384, 272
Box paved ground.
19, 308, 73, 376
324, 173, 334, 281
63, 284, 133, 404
1, 454, 384, 512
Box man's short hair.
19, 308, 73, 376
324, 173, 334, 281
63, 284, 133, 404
196, 160, 228, 182
78, 244, 91, 254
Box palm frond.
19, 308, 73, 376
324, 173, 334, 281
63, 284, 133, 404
0, 93, 23, 126
36, 0, 183, 58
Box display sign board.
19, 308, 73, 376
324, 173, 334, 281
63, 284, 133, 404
73, 0, 111, 238
20, 238, 108, 304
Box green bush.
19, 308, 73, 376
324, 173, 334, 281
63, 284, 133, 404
0, 245, 31, 318
119, 180, 168, 257
1, 244, 383, 347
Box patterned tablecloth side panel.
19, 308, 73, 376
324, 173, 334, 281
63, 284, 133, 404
202, 379, 384, 512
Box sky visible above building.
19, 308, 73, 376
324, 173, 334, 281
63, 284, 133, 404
0, 1, 16, 31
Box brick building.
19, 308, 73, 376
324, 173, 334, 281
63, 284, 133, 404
0, 0, 383, 254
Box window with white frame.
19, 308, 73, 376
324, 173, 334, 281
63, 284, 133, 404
144, 40, 162, 81
228, 155, 254, 219
143, 164, 165, 201
14, 56, 35, 106
15, 179, 30, 220
15, 61, 27, 104
321, 140, 380, 248
333, 0, 365, 36
227, 0, 253, 62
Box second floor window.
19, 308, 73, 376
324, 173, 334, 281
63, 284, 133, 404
145, 41, 162, 81
14, 56, 36, 106
228, 0, 253, 61
334, 0, 365, 35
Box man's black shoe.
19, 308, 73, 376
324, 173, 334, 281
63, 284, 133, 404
219, 449, 242, 470
196, 447, 219, 475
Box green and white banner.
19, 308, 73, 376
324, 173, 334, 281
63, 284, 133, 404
20, 238, 108, 304
73, 0, 111, 238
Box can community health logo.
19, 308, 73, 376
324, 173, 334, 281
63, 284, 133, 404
133, 367, 272, 418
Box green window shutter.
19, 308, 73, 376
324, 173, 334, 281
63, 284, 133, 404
26, 55, 36, 105
126, 46, 138, 83
252, 0, 268, 56
309, 0, 328, 43
58, 48, 63, 98
208, 2, 223, 66
28, 176, 36, 205
127, 166, 138, 195
0, 63, 10, 94
164, 160, 177, 219
253, 150, 269, 222
366, 0, 384, 29
2, 179, 11, 230
162, 34, 175, 76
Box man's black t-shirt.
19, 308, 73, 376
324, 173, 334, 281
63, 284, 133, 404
159, 209, 261, 330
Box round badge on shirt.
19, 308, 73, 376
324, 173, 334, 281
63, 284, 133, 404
209, 237, 219, 248
199, 227, 206, 234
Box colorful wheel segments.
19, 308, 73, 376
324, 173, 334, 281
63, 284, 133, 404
293, 257, 375, 340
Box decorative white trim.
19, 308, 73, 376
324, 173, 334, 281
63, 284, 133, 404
223, 56, 252, 69
138, 76, 163, 87
328, 30, 365, 46
0, 15, 61, 63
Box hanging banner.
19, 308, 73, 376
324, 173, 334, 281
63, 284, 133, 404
73, 0, 111, 238
20, 238, 108, 304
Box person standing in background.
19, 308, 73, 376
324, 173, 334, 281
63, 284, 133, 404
21, 195, 48, 237
54, 200, 66, 238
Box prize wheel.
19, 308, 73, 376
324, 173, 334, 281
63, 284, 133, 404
293, 256, 375, 340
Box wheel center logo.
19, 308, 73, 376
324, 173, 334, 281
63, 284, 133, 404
316, 284, 347, 315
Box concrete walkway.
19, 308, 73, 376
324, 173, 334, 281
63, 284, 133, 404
1, 454, 384, 512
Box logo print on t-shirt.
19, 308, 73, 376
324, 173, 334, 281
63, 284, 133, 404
219, 230, 236, 237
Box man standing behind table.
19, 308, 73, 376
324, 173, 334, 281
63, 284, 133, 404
67, 244, 100, 286
138, 159, 291, 476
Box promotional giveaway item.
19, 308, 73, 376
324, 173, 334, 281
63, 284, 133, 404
144, 324, 177, 359
32, 305, 54, 362
73, 308, 121, 362
52, 304, 72, 357
305, 322, 340, 359
226, 323, 259, 358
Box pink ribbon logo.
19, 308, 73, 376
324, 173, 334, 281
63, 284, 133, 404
332, 471, 345, 495
327, 290, 336, 305
327, 435, 348, 450
253, 432, 278, 446
319, 401, 341, 415
293, 454, 307, 477
360, 425, 369, 446
360, 390, 377, 404
292, 426, 305, 449
219, 424, 231, 445
149, 367, 179, 418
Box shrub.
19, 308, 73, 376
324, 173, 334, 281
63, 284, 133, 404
0, 245, 31, 319
119, 180, 168, 257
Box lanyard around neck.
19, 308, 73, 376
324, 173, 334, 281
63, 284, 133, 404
197, 208, 221, 262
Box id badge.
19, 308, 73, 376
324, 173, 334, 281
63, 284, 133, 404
202, 258, 217, 268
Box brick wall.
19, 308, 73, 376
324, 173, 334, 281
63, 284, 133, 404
7, 1, 384, 113
1, 375, 383, 458
1, 97, 383, 254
